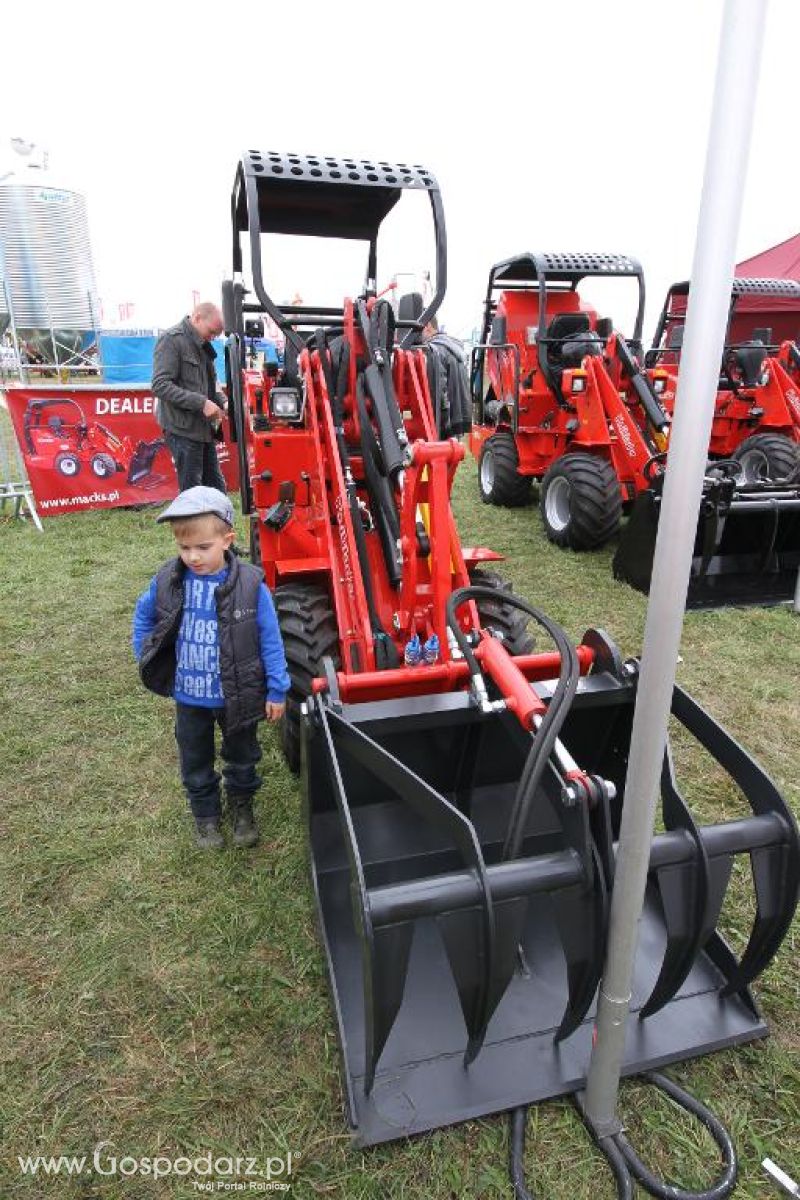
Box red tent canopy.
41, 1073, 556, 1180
730, 234, 800, 342
736, 232, 800, 278
658, 233, 800, 346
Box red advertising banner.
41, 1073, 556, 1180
4, 385, 239, 518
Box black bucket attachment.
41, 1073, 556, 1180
302, 643, 799, 1145
614, 472, 800, 608
127, 438, 167, 487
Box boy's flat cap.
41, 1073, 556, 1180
156, 486, 234, 526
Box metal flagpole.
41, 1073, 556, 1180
583, 0, 769, 1135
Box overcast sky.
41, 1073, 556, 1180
2, 0, 799, 339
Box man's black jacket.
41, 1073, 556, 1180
152, 318, 222, 443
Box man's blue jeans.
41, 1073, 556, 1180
165, 431, 226, 492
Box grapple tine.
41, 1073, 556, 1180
366, 923, 414, 1094
664, 687, 800, 1000
640, 747, 709, 1019
437, 907, 494, 1065
720, 841, 800, 997
486, 896, 531, 1020
324, 708, 497, 1077
697, 490, 725, 578
755, 501, 781, 573
553, 846, 608, 1042
641, 861, 704, 1020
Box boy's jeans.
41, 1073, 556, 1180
175, 703, 262, 820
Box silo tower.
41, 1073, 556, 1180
0, 139, 100, 368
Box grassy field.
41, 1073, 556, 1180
1, 450, 798, 1199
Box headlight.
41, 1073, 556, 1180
571, 374, 586, 394
653, 377, 666, 395
269, 387, 304, 421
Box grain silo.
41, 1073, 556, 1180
0, 140, 100, 366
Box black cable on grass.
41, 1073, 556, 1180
508, 1102, 634, 1200
612, 1071, 738, 1200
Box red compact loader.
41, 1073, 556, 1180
645, 277, 800, 479
469, 253, 671, 549
222, 152, 798, 1164
613, 279, 800, 607
22, 395, 166, 486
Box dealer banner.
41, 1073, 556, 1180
4, 385, 240, 517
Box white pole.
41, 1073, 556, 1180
583, 0, 769, 1134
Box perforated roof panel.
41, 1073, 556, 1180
491, 252, 642, 285
668, 277, 800, 299
235, 151, 439, 240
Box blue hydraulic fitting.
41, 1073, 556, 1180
422, 633, 440, 665
404, 634, 422, 666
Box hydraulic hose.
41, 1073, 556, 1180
508, 1099, 634, 1200
445, 585, 581, 862
509, 1070, 737, 1200
611, 1071, 738, 1200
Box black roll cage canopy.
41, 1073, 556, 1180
473, 252, 645, 414
650, 276, 800, 353
23, 395, 87, 454
230, 151, 447, 352
479, 251, 646, 345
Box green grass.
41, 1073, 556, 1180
0, 451, 798, 1199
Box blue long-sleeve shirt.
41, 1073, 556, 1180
132, 567, 290, 706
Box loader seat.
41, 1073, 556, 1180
560, 330, 604, 369
729, 341, 767, 388
542, 313, 593, 392
545, 312, 592, 345
398, 292, 425, 346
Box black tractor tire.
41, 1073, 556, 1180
478, 433, 532, 507
273, 583, 340, 774
55, 452, 81, 477
468, 568, 535, 655
732, 433, 800, 483
91, 452, 117, 478
540, 453, 622, 550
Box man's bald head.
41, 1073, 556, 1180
191, 302, 224, 341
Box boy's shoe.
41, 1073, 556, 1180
194, 817, 224, 850
228, 795, 259, 848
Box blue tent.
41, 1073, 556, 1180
99, 333, 278, 385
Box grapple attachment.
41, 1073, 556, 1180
302, 642, 799, 1146
127, 437, 167, 487
614, 470, 800, 607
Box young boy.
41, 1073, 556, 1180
132, 486, 290, 849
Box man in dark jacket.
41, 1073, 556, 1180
152, 302, 228, 490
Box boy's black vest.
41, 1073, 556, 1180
139, 552, 266, 732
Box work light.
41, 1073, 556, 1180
269, 387, 304, 422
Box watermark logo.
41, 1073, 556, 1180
17, 1142, 294, 1190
